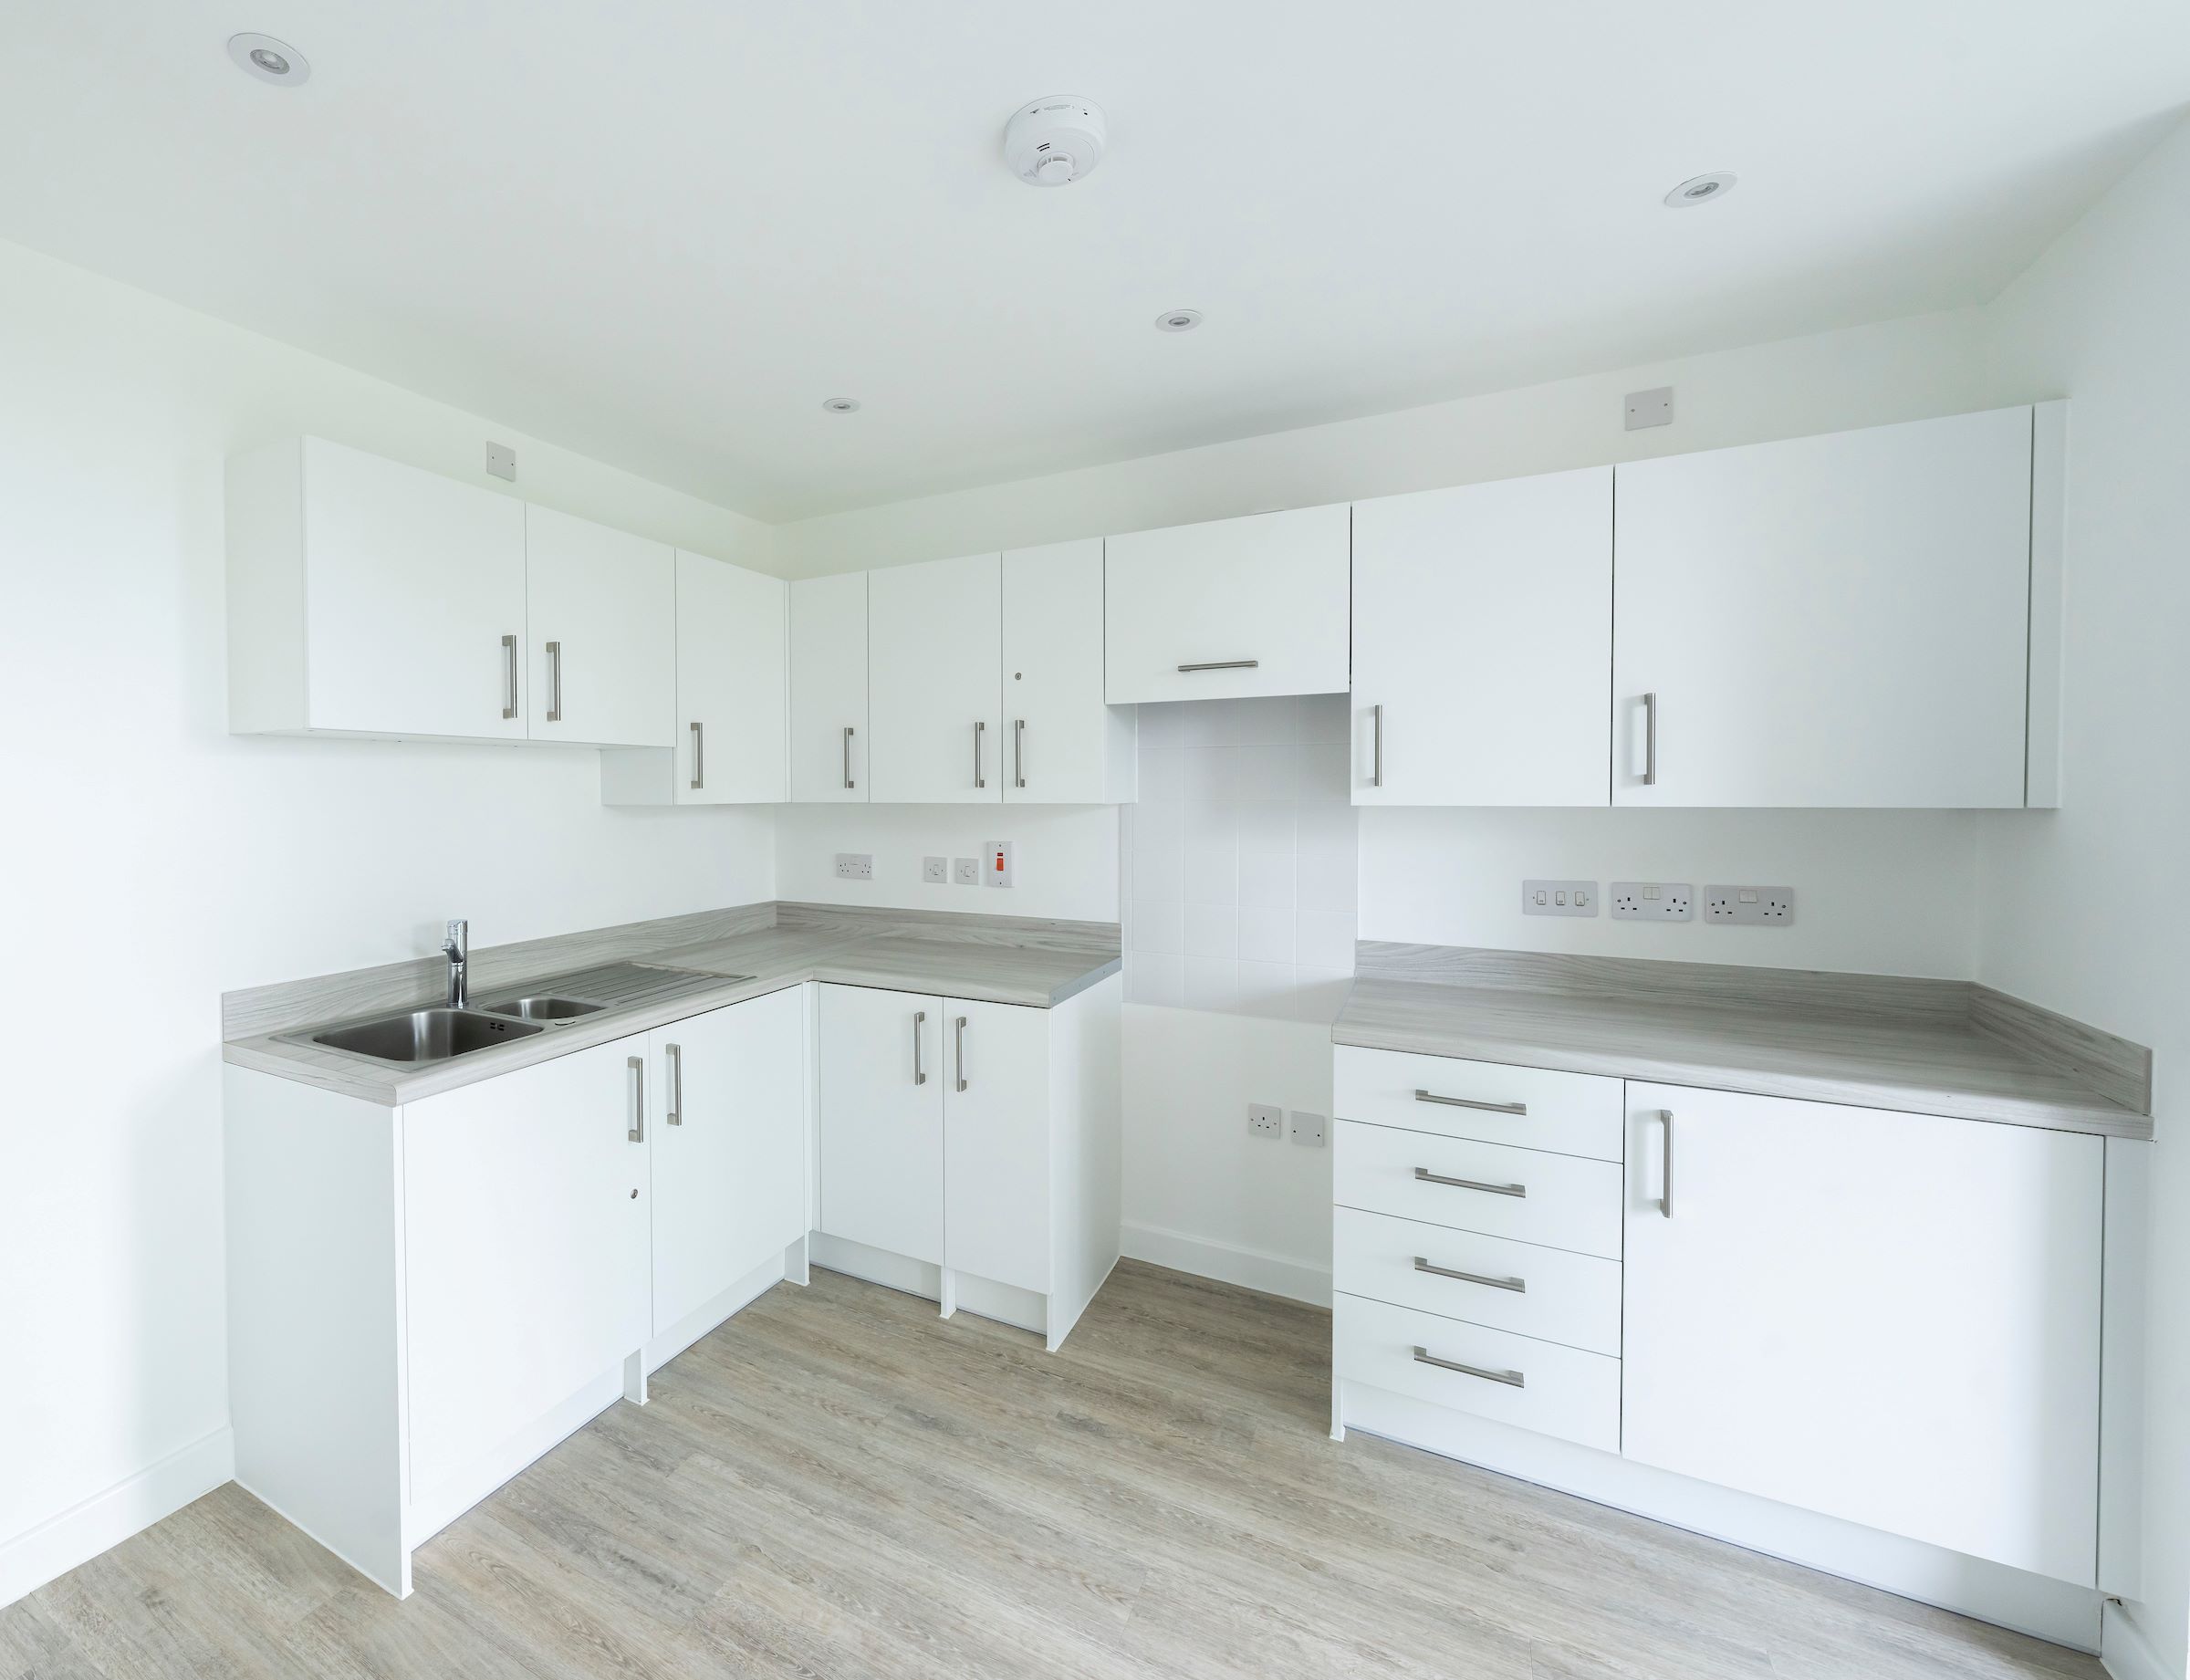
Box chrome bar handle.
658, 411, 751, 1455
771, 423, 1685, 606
664, 1043, 683, 1126
1014, 718, 1027, 789
1414, 1257, 1526, 1293
627, 1056, 645, 1143
690, 721, 704, 790
1414, 1165, 1527, 1198
1413, 1346, 1525, 1388
1660, 1108, 1674, 1218
954, 1015, 968, 1091
1371, 703, 1382, 788
500, 634, 517, 719
974, 719, 986, 789
1642, 691, 1658, 787
912, 1009, 927, 1085
842, 725, 856, 790
545, 640, 562, 723
1414, 1089, 1527, 1116
1176, 659, 1259, 673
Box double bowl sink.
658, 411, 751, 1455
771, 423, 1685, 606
286, 962, 751, 1067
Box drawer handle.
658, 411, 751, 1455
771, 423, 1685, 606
1414, 1166, 1526, 1198
1413, 1256, 1526, 1293
1414, 1089, 1527, 1116
1176, 659, 1258, 673
1413, 1345, 1525, 1389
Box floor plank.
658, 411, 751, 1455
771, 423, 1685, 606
2, 1261, 2102, 1679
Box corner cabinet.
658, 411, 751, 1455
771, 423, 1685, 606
868, 553, 1005, 803
788, 571, 870, 801
1002, 539, 1135, 804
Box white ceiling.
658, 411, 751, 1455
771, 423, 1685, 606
2, 3, 2185, 520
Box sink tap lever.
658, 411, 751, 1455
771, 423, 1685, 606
442, 919, 469, 1008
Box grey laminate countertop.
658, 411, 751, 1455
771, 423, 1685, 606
223, 915, 1119, 1108
1335, 953, 2152, 1140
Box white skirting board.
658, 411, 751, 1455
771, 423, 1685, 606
1120, 1221, 1330, 1307
2101, 1601, 2176, 1680
1336, 1380, 2103, 1653
0, 1426, 235, 1610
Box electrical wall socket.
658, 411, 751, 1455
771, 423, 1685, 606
951, 857, 979, 886
1289, 1111, 1327, 1148
1247, 1102, 1284, 1141
1611, 881, 1693, 920
1705, 884, 1796, 925
1523, 879, 1598, 916
922, 856, 948, 883
981, 840, 1016, 888
833, 852, 873, 881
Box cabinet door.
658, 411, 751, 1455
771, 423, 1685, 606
942, 999, 1051, 1293
788, 572, 869, 801
817, 985, 943, 1263
1104, 504, 1350, 703
1001, 539, 1132, 804
1622, 1083, 2101, 1583
301, 438, 528, 739
678, 550, 787, 803
1612, 407, 2032, 807
524, 505, 675, 748
401, 1040, 649, 1498
1353, 469, 1610, 805
650, 987, 807, 1331
869, 553, 1003, 803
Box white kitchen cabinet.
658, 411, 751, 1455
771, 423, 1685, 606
1621, 1082, 2102, 1584
1612, 406, 2036, 808
1001, 539, 1136, 804
1352, 468, 1611, 805
523, 505, 675, 748
648, 986, 807, 1334
817, 984, 945, 1263
789, 570, 869, 801
1104, 504, 1351, 703
600, 549, 788, 804
400, 1039, 652, 1505
941, 999, 1052, 1293
226, 436, 529, 740
869, 552, 1005, 802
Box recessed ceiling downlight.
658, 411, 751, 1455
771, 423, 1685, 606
1154, 308, 1203, 333
227, 32, 309, 86
820, 397, 860, 413
1664, 172, 1736, 207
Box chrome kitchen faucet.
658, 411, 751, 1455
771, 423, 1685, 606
442, 918, 468, 1008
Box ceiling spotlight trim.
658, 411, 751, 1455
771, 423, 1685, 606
1663, 172, 1736, 207
1154, 308, 1204, 333
227, 32, 310, 86
820, 397, 861, 413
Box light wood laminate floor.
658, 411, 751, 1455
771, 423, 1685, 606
2, 1262, 2101, 1679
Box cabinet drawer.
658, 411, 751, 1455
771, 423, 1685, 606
1335, 1047, 1622, 1161
1335, 1120, 1622, 1257
1335, 1292, 1620, 1453
1333, 1205, 1621, 1355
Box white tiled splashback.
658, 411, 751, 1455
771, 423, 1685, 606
1121, 694, 1359, 1020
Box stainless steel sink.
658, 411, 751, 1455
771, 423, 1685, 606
308, 1007, 544, 1063
480, 996, 608, 1022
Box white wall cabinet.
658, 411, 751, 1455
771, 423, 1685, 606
647, 986, 807, 1334
788, 570, 870, 801
1612, 406, 2037, 808
1001, 539, 1136, 804
1104, 504, 1351, 703
227, 436, 529, 740
1621, 1082, 2102, 1584
869, 553, 1006, 802
523, 506, 675, 749
1351, 468, 1611, 805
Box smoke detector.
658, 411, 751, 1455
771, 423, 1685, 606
1004, 96, 1107, 188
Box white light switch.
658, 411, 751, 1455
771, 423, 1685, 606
1523, 879, 1598, 917
982, 840, 1016, 888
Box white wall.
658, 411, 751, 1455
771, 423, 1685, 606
774, 803, 1118, 923
1974, 119, 2190, 1680
0, 238, 777, 1600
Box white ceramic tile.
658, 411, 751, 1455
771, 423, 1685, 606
1183, 698, 1249, 747
1132, 799, 1184, 888
1132, 892, 1184, 955
1137, 702, 1184, 749
1291, 967, 1356, 1024
1296, 857, 1358, 917
1235, 801, 1297, 855
1236, 960, 1299, 1018
1295, 907, 1357, 973
1234, 744, 1296, 803
1296, 744, 1351, 804
1184, 901, 1240, 958
1184, 746, 1237, 809
1296, 803, 1356, 882
1183, 813, 1237, 904
1238, 902, 1295, 964
1128, 952, 1184, 1007
1184, 956, 1239, 1012
1237, 848, 1295, 910
1137, 744, 1184, 804
1298, 692, 1352, 745
1236, 695, 1298, 746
